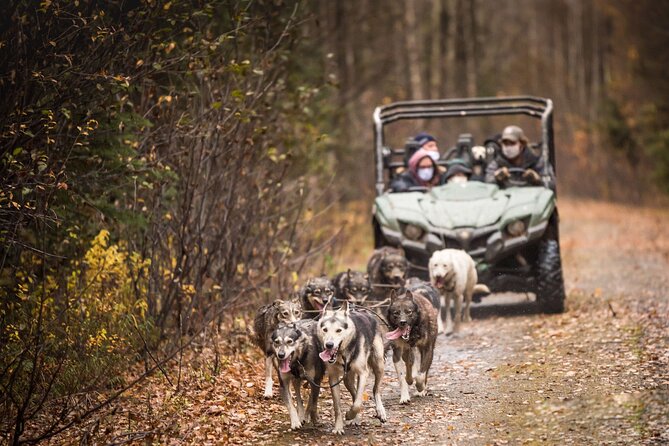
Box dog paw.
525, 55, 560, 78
345, 407, 360, 421
290, 420, 303, 430
399, 395, 411, 404
263, 390, 273, 398
376, 409, 388, 423
332, 426, 344, 435
415, 389, 427, 397
415, 378, 425, 392
304, 413, 315, 424
345, 417, 362, 426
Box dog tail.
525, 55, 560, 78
473, 284, 490, 295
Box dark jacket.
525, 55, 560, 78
485, 147, 554, 188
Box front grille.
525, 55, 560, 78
441, 235, 462, 249
469, 234, 489, 251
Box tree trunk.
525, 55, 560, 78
404, 0, 423, 98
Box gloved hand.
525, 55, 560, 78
522, 169, 541, 184
494, 167, 510, 182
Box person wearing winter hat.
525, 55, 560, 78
485, 125, 549, 187
390, 148, 442, 192
413, 132, 441, 161
444, 159, 473, 184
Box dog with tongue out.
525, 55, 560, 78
316, 300, 387, 435
385, 288, 438, 404
271, 320, 324, 431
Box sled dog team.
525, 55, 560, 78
252, 247, 489, 434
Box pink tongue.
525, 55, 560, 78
280, 358, 291, 373
385, 326, 410, 340
319, 350, 334, 362
385, 328, 403, 340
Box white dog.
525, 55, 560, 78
429, 249, 489, 334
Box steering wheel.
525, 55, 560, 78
506, 167, 530, 187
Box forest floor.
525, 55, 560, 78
50, 198, 669, 445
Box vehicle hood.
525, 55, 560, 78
375, 182, 555, 230
422, 182, 508, 227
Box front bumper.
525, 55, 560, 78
379, 220, 548, 266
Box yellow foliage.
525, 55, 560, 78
67, 229, 150, 321
5, 229, 153, 392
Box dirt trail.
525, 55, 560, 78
252, 198, 669, 445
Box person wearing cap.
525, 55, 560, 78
485, 125, 547, 187
390, 148, 442, 192
444, 158, 472, 184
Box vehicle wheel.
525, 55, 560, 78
536, 238, 566, 313
373, 219, 387, 248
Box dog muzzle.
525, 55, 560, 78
319, 346, 339, 364
434, 273, 454, 290
308, 294, 324, 310
277, 353, 292, 373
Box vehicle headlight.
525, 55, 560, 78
506, 220, 527, 237
402, 224, 424, 241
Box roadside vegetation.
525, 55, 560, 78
0, 1, 332, 443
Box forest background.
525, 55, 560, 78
1, 0, 668, 444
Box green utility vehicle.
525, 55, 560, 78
372, 97, 566, 313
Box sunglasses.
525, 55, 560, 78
501, 139, 518, 145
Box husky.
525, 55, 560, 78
271, 320, 325, 430
253, 299, 302, 397
333, 269, 371, 304
367, 246, 408, 304
385, 288, 438, 404
317, 301, 387, 434
299, 276, 337, 318
429, 248, 490, 334
404, 276, 444, 333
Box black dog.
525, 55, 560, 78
367, 247, 408, 304
299, 276, 337, 318
333, 269, 371, 304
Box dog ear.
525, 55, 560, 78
322, 297, 332, 313
341, 300, 350, 315
405, 289, 414, 301
389, 288, 397, 301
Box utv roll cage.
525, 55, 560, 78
373, 96, 555, 196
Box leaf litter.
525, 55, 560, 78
41, 198, 668, 445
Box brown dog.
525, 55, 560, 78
385, 288, 438, 403
253, 299, 302, 397
367, 247, 408, 305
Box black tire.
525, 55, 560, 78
536, 238, 566, 313
373, 219, 387, 248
